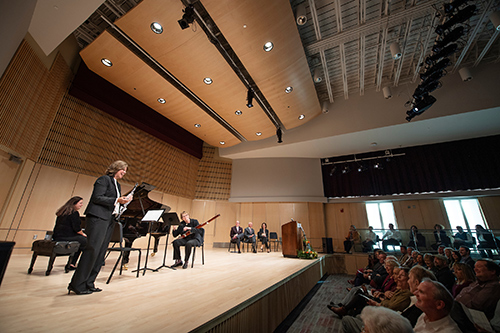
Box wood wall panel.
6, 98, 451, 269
0, 150, 21, 214
71, 173, 96, 210
308, 203, 326, 250
265, 203, 281, 234
478, 197, 500, 229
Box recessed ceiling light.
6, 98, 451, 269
235, 110, 242, 115
151, 22, 163, 34
203, 77, 213, 85
256, 132, 262, 136
157, 98, 166, 104
285, 86, 293, 93
263, 41, 274, 52
298, 114, 305, 120
194, 124, 201, 128
219, 141, 225, 145
101, 58, 112, 67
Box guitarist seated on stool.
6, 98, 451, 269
172, 211, 202, 269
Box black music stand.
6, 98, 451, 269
133, 209, 164, 276
153, 212, 180, 272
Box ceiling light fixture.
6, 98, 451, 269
342, 165, 351, 174
150, 22, 163, 34
235, 110, 242, 115
276, 127, 283, 143
458, 67, 473, 81
203, 77, 213, 85
194, 123, 201, 128
390, 42, 402, 60
263, 41, 274, 52
246, 89, 254, 108
296, 3, 307, 26
157, 98, 166, 104
490, 11, 500, 30
298, 114, 305, 120
285, 86, 293, 94
101, 58, 112, 67
382, 86, 392, 99
256, 132, 262, 136
219, 141, 225, 145
178, 5, 195, 30
313, 68, 322, 83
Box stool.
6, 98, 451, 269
28, 240, 80, 276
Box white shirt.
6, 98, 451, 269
383, 229, 402, 241
414, 313, 461, 333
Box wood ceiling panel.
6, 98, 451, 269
80, 31, 240, 148
203, 0, 322, 130
114, 0, 276, 141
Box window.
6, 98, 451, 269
366, 202, 397, 232
444, 198, 489, 232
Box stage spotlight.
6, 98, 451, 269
373, 161, 384, 170
246, 89, 254, 108
329, 166, 337, 176
425, 43, 458, 65
406, 94, 437, 121
390, 42, 402, 60
357, 164, 368, 172
435, 5, 476, 35
432, 26, 464, 53
276, 127, 283, 143
413, 81, 441, 100
296, 2, 307, 25
342, 165, 351, 174
178, 5, 195, 30
443, 0, 468, 15
420, 58, 450, 81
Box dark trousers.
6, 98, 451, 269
382, 239, 400, 251
260, 236, 269, 249
173, 238, 200, 261
69, 215, 114, 292
230, 233, 244, 251
54, 234, 87, 266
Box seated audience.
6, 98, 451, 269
413, 279, 461, 332
244, 222, 257, 253
359, 306, 414, 333
424, 253, 436, 272
401, 266, 437, 327
490, 299, 500, 332
458, 246, 475, 270
437, 245, 446, 255
403, 247, 415, 268
382, 223, 402, 252
230, 220, 244, 253
432, 224, 452, 250
351, 251, 387, 286
415, 253, 426, 267
52, 196, 87, 271
475, 225, 496, 259
444, 247, 454, 269
258, 222, 270, 253
453, 226, 474, 249
408, 225, 423, 250
344, 225, 361, 253
433, 255, 456, 292
455, 259, 500, 320
451, 262, 475, 298
399, 246, 410, 265
362, 226, 378, 252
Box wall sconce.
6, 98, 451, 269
459, 67, 472, 81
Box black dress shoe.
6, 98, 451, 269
67, 285, 93, 295
172, 261, 183, 268
89, 287, 102, 292
182, 262, 188, 269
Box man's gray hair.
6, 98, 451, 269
360, 306, 413, 333
421, 278, 454, 314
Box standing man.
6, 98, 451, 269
171, 211, 201, 269
244, 222, 257, 253
68, 160, 131, 295
230, 220, 244, 253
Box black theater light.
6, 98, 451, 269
246, 89, 254, 108
425, 44, 458, 65
444, 0, 468, 15
276, 127, 283, 143
435, 5, 476, 35
432, 26, 465, 53
178, 5, 195, 30
420, 58, 450, 81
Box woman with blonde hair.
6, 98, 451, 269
451, 262, 475, 297
344, 225, 360, 253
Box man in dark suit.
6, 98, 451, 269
244, 222, 257, 253
171, 211, 201, 269
230, 220, 244, 253
68, 160, 131, 295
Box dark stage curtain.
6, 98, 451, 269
322, 135, 500, 198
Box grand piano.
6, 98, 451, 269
119, 182, 173, 263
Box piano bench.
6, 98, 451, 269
28, 240, 80, 276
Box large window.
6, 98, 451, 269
443, 198, 489, 232
366, 202, 397, 231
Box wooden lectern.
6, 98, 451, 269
281, 220, 302, 257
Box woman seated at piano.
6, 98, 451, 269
52, 196, 87, 271
258, 222, 270, 253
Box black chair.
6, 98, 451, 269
106, 222, 141, 284
191, 228, 205, 268
269, 232, 281, 251
28, 232, 80, 276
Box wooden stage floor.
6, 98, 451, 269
0, 247, 324, 333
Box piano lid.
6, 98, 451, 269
122, 182, 170, 219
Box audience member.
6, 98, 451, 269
459, 246, 475, 270
359, 306, 414, 333
408, 225, 423, 250
400, 246, 410, 264
444, 247, 454, 268
475, 225, 496, 259
351, 251, 387, 286
424, 253, 436, 272
401, 266, 437, 327
403, 247, 415, 268
437, 245, 446, 255
432, 224, 452, 250
413, 279, 461, 332
433, 255, 455, 292
455, 259, 500, 320
244, 222, 257, 253
362, 226, 378, 252
344, 225, 361, 253
451, 262, 475, 298
416, 253, 425, 267
258, 222, 270, 253
230, 220, 244, 253
382, 223, 402, 252
453, 226, 474, 249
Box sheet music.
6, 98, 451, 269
141, 209, 165, 222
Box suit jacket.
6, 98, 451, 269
258, 228, 269, 240
244, 227, 256, 240
84, 175, 120, 220
173, 219, 202, 243
230, 225, 243, 238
